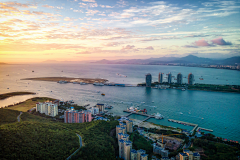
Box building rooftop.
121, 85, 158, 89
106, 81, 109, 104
119, 139, 125, 143
179, 153, 187, 156
141, 154, 148, 157
183, 149, 190, 153
193, 153, 200, 157
137, 149, 146, 153
131, 149, 137, 153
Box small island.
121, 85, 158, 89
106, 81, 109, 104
21, 77, 108, 84
138, 82, 240, 93
0, 92, 36, 100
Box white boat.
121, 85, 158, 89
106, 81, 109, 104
93, 82, 104, 86
180, 112, 183, 115
182, 88, 186, 91
58, 80, 68, 84
152, 101, 154, 103
73, 82, 79, 84
155, 113, 163, 119
80, 82, 87, 85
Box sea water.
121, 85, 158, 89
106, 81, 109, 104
0, 63, 239, 141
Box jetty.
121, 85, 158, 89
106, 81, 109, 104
123, 110, 155, 122
197, 127, 213, 132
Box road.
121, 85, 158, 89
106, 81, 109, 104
66, 133, 82, 160
17, 112, 22, 122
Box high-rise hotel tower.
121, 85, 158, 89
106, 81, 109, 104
177, 73, 183, 84
158, 73, 163, 83
188, 73, 194, 85
167, 72, 172, 84
145, 73, 152, 87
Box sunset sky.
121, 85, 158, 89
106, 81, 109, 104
0, 0, 240, 63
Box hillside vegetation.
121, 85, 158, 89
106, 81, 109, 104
0, 108, 20, 125
1, 107, 119, 160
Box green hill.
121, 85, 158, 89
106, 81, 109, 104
0, 108, 119, 160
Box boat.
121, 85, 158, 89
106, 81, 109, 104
80, 82, 87, 85
101, 93, 105, 96
73, 82, 79, 84
105, 105, 113, 109
202, 118, 204, 119
155, 113, 163, 119
199, 78, 203, 80
32, 71, 34, 72
180, 112, 183, 115
152, 101, 154, 103
93, 82, 104, 86
58, 80, 68, 84
182, 88, 186, 91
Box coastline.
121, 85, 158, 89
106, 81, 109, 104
21, 77, 108, 84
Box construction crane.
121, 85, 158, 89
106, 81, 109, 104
157, 133, 182, 143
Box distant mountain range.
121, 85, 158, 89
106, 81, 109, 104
93, 55, 240, 65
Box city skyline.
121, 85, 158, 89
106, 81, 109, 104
0, 0, 240, 63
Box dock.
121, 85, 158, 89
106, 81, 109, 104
168, 119, 197, 126
123, 110, 155, 122
197, 127, 213, 132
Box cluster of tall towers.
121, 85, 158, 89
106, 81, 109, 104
145, 72, 195, 87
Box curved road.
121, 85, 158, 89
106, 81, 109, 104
17, 112, 22, 122
66, 133, 82, 160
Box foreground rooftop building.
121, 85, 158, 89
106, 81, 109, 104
177, 149, 200, 160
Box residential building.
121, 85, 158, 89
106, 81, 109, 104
124, 141, 132, 160
168, 72, 172, 84
36, 101, 58, 117
96, 103, 104, 112
140, 154, 148, 160
137, 149, 146, 160
116, 125, 122, 138
179, 153, 188, 160
158, 73, 163, 83
131, 149, 137, 160
177, 150, 200, 160
85, 110, 92, 122
153, 143, 169, 157
126, 120, 133, 133
119, 139, 125, 158
64, 109, 92, 123
177, 73, 183, 84
49, 103, 58, 117
188, 73, 194, 85
145, 73, 152, 87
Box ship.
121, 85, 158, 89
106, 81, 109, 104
101, 93, 105, 96
105, 105, 113, 109
199, 78, 203, 80
155, 113, 163, 119
93, 82, 104, 86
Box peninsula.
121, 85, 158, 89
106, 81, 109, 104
21, 77, 108, 84
0, 92, 36, 100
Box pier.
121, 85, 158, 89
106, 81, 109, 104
123, 110, 155, 122
168, 119, 197, 126
197, 127, 213, 132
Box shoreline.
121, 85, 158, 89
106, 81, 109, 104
0, 92, 36, 100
